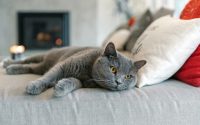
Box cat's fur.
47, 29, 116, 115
4, 42, 146, 97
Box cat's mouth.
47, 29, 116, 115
107, 82, 128, 91
109, 86, 128, 91
92, 78, 128, 91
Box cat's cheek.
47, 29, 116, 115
129, 83, 136, 89
129, 79, 137, 89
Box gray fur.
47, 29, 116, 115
4, 42, 146, 97
54, 78, 82, 97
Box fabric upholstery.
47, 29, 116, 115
0, 67, 200, 125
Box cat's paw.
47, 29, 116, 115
6, 64, 29, 75
3, 59, 14, 68
54, 79, 72, 97
6, 64, 23, 75
26, 80, 45, 95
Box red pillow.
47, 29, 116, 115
180, 0, 200, 19
175, 0, 200, 87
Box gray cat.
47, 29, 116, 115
3, 42, 146, 97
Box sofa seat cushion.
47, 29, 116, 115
0, 67, 200, 125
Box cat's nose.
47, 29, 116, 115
115, 80, 122, 85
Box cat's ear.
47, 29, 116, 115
134, 60, 146, 70
103, 42, 117, 57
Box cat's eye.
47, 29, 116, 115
125, 75, 132, 79
110, 66, 117, 74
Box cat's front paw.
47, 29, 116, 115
6, 64, 29, 75
54, 79, 73, 97
6, 64, 22, 75
3, 59, 14, 68
26, 80, 45, 95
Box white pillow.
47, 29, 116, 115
106, 29, 131, 50
132, 15, 200, 88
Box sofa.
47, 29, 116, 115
0, 66, 200, 125
2, 1, 200, 124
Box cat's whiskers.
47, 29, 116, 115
87, 79, 113, 83
87, 78, 117, 88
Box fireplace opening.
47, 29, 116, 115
18, 12, 70, 50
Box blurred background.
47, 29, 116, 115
0, 0, 189, 57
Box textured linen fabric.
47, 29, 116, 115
0, 67, 200, 125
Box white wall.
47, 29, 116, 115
95, 0, 185, 45
0, 0, 188, 56
0, 0, 98, 56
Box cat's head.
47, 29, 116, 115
92, 42, 146, 91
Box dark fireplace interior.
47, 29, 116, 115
18, 12, 69, 50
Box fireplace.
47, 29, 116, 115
18, 12, 70, 50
